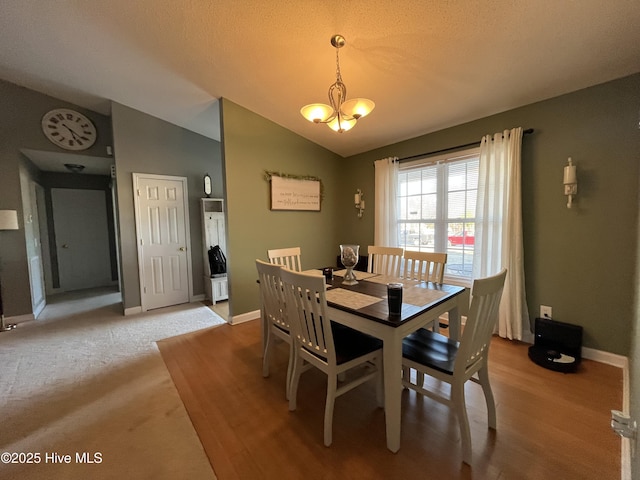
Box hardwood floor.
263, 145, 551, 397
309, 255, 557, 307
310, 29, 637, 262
157, 319, 622, 480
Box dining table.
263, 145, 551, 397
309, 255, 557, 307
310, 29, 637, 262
319, 269, 467, 453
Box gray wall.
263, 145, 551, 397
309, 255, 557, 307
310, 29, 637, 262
340, 73, 640, 355
0, 79, 112, 317
111, 102, 223, 311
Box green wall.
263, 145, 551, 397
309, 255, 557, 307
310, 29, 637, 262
111, 102, 223, 310
220, 99, 343, 318
341, 73, 640, 355
2, 75, 637, 356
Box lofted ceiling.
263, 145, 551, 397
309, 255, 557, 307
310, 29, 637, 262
1, 1, 639, 158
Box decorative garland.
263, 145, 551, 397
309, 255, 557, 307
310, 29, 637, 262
264, 170, 324, 201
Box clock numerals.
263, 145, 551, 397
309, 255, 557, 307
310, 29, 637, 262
42, 108, 97, 151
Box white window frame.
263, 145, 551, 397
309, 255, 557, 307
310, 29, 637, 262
397, 147, 480, 286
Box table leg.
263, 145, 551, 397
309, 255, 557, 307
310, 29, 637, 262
383, 335, 402, 453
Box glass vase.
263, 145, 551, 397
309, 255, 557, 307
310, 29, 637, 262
340, 244, 359, 285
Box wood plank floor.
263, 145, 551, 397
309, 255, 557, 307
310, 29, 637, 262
157, 319, 622, 480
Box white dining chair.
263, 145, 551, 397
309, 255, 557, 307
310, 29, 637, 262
256, 259, 294, 399
401, 251, 448, 383
401, 268, 507, 465
402, 251, 447, 283
268, 246, 302, 271
280, 268, 383, 446
367, 245, 403, 277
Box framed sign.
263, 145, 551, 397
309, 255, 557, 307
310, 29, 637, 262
270, 175, 321, 211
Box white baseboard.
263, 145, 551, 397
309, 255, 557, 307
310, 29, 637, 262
124, 306, 142, 316
230, 309, 260, 325
5, 313, 35, 324
581, 346, 628, 369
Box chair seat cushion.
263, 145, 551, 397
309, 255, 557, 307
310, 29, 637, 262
402, 329, 459, 375
331, 322, 382, 365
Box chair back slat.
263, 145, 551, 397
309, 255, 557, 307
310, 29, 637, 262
367, 246, 403, 277
402, 251, 447, 283
268, 247, 302, 271
280, 268, 335, 365
256, 259, 289, 332
455, 269, 507, 376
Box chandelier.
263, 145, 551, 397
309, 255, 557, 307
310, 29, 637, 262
300, 35, 375, 133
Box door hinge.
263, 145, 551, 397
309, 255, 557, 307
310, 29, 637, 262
140, 238, 143, 245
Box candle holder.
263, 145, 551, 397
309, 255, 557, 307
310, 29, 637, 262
340, 244, 359, 285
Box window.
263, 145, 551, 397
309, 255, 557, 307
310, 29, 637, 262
397, 148, 479, 282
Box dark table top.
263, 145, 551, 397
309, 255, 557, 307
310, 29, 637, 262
325, 273, 465, 328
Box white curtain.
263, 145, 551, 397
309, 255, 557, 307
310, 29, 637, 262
374, 157, 399, 246
473, 127, 529, 340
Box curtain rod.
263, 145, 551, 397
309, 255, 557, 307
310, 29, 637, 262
397, 128, 534, 163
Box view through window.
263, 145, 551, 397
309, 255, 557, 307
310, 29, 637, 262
397, 148, 479, 281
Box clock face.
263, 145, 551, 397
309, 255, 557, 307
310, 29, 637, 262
41, 108, 97, 151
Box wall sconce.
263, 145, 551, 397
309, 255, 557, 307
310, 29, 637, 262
354, 189, 365, 218
563, 157, 577, 209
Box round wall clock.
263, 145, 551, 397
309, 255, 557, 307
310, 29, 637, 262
41, 108, 97, 151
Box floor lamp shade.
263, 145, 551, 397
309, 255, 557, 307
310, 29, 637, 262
0, 210, 19, 230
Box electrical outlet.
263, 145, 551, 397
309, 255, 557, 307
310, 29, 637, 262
540, 305, 552, 319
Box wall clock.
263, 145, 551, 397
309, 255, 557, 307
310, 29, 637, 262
41, 108, 97, 151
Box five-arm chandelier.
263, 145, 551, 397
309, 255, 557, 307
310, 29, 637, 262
300, 35, 375, 133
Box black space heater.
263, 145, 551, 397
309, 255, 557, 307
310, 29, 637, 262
528, 317, 583, 373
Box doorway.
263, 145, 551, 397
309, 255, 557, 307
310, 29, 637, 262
51, 188, 113, 291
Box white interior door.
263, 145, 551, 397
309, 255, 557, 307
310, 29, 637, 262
134, 174, 191, 311
52, 188, 112, 291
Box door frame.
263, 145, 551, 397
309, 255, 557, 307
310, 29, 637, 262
132, 173, 193, 312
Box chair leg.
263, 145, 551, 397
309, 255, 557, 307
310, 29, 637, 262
452, 382, 472, 465
375, 356, 384, 408
262, 328, 272, 378
402, 366, 410, 385
285, 340, 294, 400
478, 365, 497, 429
288, 352, 302, 411
324, 374, 338, 446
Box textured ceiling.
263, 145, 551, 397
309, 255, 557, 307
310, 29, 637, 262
1, 0, 640, 158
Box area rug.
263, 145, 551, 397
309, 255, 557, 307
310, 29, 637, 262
0, 288, 224, 479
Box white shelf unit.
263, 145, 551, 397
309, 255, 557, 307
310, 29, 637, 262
201, 198, 228, 304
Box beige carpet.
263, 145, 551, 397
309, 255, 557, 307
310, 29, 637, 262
0, 287, 224, 479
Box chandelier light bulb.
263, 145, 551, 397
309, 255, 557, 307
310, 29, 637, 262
328, 116, 356, 133
342, 98, 375, 119
300, 103, 333, 123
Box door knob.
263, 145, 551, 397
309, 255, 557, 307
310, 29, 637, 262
179, 247, 186, 251
62, 244, 69, 249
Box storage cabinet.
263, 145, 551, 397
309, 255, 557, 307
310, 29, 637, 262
201, 198, 228, 304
